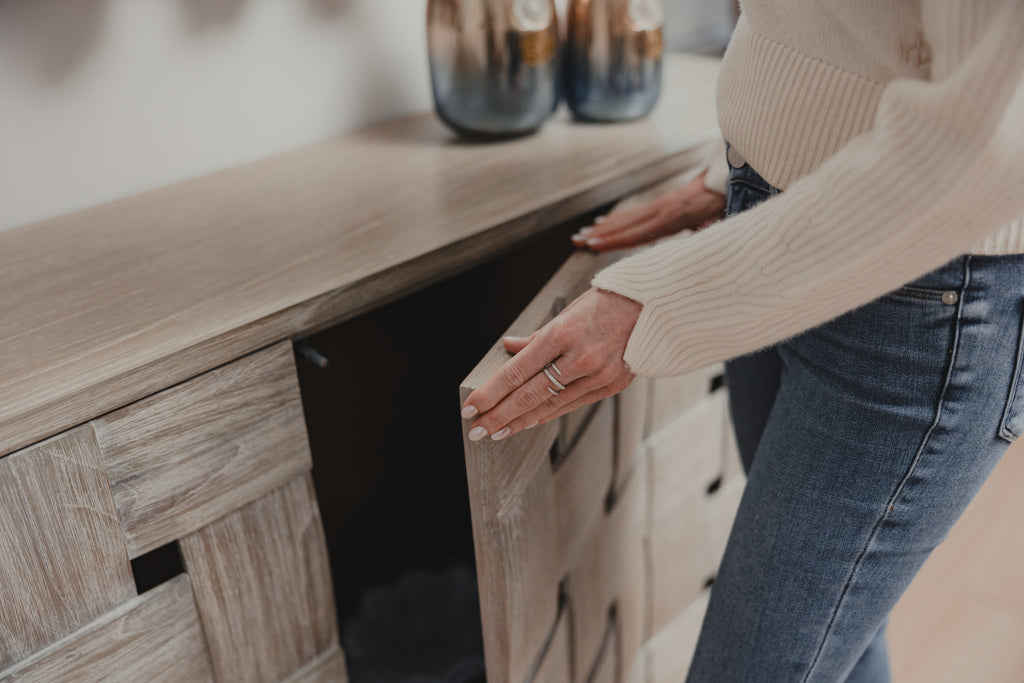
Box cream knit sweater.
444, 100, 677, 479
592, 0, 1024, 378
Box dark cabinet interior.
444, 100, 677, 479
295, 211, 605, 681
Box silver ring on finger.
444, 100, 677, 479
543, 363, 567, 395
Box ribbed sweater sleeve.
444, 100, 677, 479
592, 0, 1024, 377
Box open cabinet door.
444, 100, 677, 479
460, 178, 748, 683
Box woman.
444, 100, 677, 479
461, 1, 1024, 680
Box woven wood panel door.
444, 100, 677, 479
461, 250, 636, 683
0, 342, 347, 683
460, 178, 748, 683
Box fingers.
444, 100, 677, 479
461, 335, 556, 421
466, 356, 590, 441
463, 323, 563, 417
462, 287, 640, 443
571, 204, 657, 248
468, 364, 633, 443
501, 331, 538, 355
585, 219, 684, 252
472, 369, 633, 443
533, 370, 633, 427
571, 176, 727, 252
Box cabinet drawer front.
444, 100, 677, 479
92, 341, 312, 558
644, 590, 711, 683
648, 475, 744, 636
647, 388, 731, 524
647, 364, 724, 438
645, 388, 744, 636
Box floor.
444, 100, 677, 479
889, 439, 1024, 682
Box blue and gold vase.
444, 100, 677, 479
565, 0, 664, 122
427, 0, 561, 138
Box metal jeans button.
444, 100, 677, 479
727, 145, 747, 169
942, 291, 959, 305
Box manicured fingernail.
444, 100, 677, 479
577, 227, 595, 236
461, 405, 478, 419
526, 421, 539, 429
491, 427, 511, 441
587, 237, 602, 246
469, 426, 487, 441
502, 336, 523, 342
594, 216, 607, 224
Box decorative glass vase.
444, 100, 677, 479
565, 0, 664, 122
427, 0, 560, 138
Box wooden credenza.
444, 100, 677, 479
0, 55, 731, 682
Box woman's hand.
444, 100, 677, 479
571, 171, 725, 252
461, 288, 642, 442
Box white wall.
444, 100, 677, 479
0, 0, 433, 232
664, 0, 734, 53
0, 0, 728, 233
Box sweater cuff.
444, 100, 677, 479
591, 234, 711, 377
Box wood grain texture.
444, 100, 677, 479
461, 414, 563, 683
0, 54, 721, 459
0, 574, 214, 683
179, 474, 338, 683
644, 590, 710, 683
568, 451, 647, 683
556, 401, 601, 466
647, 390, 729, 525
613, 378, 648, 501
0, 426, 135, 667
282, 646, 349, 683
647, 364, 724, 439
641, 388, 744, 637
93, 342, 312, 558
624, 647, 646, 683
553, 399, 615, 575
530, 600, 572, 683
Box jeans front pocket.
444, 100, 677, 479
998, 299, 1024, 442
885, 285, 954, 304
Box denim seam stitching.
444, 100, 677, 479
801, 255, 972, 682
998, 305, 1024, 440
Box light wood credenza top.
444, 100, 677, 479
0, 54, 720, 458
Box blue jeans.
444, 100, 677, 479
685, 158, 1024, 681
